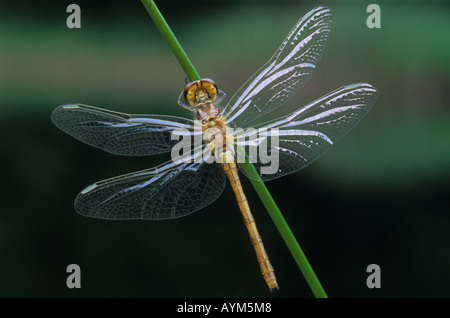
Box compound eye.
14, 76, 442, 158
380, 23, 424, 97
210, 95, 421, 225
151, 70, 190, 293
183, 81, 200, 106
183, 79, 219, 106
201, 78, 218, 102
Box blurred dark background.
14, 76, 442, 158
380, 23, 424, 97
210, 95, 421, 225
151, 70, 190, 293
0, 0, 449, 297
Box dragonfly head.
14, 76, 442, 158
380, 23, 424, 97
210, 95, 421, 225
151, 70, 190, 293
183, 78, 218, 107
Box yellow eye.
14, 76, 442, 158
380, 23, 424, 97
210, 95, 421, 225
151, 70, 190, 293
201, 79, 218, 102
183, 79, 218, 106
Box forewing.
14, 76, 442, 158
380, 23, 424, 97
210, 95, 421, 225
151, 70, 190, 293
223, 7, 333, 127
51, 104, 197, 156
74, 155, 226, 220
236, 83, 378, 181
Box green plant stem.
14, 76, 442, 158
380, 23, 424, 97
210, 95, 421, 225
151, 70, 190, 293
240, 151, 328, 298
141, 0, 200, 81
141, 0, 327, 298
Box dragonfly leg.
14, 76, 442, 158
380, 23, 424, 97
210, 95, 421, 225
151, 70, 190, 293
215, 89, 226, 104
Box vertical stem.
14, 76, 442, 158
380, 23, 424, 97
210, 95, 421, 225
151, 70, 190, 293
240, 151, 328, 298
141, 0, 200, 81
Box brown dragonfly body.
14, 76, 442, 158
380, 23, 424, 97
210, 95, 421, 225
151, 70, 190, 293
184, 79, 278, 290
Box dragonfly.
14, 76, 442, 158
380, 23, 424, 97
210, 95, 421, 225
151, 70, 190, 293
51, 7, 378, 291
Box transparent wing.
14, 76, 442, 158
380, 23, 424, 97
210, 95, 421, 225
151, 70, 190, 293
223, 7, 333, 127
74, 152, 226, 220
51, 104, 198, 156
235, 83, 378, 181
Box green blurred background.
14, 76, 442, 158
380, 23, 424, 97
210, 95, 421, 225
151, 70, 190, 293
0, 0, 449, 297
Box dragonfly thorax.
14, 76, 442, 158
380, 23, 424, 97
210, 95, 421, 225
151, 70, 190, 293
196, 100, 222, 122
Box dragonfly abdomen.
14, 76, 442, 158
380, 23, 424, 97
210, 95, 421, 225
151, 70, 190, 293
222, 160, 278, 291
190, 78, 278, 290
